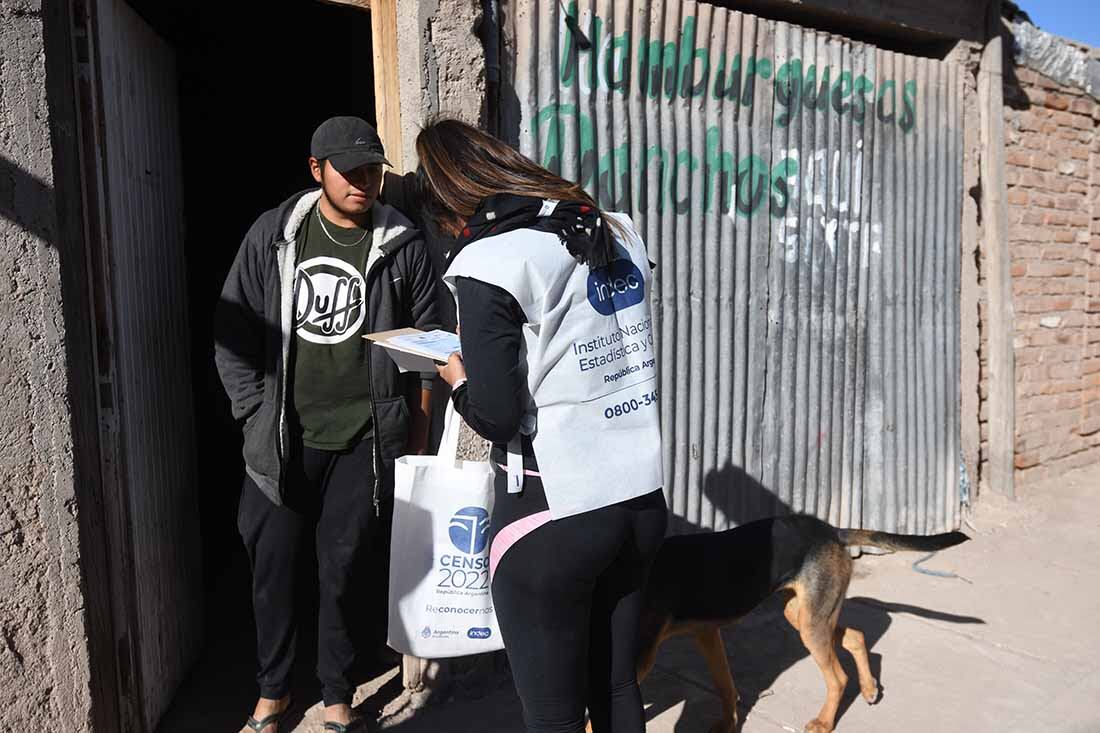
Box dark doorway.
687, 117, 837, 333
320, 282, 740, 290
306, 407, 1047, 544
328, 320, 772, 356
123, 1, 377, 728
173, 0, 376, 599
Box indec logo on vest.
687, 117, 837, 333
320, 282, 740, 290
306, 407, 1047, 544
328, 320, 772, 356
587, 259, 645, 315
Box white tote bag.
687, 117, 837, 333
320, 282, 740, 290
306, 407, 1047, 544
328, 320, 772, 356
387, 402, 503, 657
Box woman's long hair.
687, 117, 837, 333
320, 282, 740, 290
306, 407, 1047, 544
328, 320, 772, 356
414, 118, 623, 247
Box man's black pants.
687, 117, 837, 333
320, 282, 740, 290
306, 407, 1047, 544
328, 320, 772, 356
238, 438, 387, 707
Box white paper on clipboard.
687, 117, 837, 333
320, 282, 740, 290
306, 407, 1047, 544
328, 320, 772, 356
365, 328, 461, 372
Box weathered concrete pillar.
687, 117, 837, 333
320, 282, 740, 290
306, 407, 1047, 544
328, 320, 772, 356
950, 38, 983, 505
979, 1, 1017, 498
394, 0, 488, 169
383, 0, 490, 700
0, 0, 95, 729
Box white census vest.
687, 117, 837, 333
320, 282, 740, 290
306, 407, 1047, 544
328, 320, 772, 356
443, 211, 663, 520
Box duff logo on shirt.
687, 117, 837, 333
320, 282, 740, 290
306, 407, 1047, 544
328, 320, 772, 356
294, 256, 366, 344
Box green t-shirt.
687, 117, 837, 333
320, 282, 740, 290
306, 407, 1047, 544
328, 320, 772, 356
291, 204, 376, 450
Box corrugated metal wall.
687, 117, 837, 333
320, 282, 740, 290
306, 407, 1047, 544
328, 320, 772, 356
96, 0, 203, 727
506, 0, 962, 533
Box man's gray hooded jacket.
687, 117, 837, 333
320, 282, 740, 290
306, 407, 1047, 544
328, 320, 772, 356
215, 189, 440, 505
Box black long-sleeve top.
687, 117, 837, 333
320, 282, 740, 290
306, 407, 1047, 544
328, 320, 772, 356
449, 277, 536, 466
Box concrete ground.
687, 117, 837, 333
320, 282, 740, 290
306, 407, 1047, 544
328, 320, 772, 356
159, 464, 1100, 732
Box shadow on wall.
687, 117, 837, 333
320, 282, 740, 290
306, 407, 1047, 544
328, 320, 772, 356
0, 154, 55, 243
668, 463, 794, 537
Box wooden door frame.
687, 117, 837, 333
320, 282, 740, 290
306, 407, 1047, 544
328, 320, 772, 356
369, 0, 405, 171
322, 0, 405, 171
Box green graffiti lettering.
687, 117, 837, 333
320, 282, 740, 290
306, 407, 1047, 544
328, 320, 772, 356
741, 57, 759, 107
558, 9, 919, 134
802, 64, 831, 112
535, 103, 596, 186
536, 103, 566, 171
851, 75, 874, 123
671, 151, 698, 215
712, 55, 770, 109
876, 79, 897, 124
770, 157, 800, 217
537, 102, 812, 220
559, 4, 629, 94
801, 64, 818, 110
703, 131, 802, 217
775, 60, 803, 127
712, 53, 741, 102
598, 143, 632, 211
831, 71, 853, 115
718, 157, 739, 212
642, 145, 669, 214
607, 30, 632, 91
899, 79, 917, 133
678, 17, 710, 98
584, 15, 603, 92
703, 127, 736, 213
579, 145, 598, 191
703, 127, 719, 213
816, 66, 832, 111
735, 155, 769, 217
638, 33, 678, 99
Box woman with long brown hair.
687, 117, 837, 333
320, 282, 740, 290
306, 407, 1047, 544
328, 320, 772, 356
416, 118, 668, 733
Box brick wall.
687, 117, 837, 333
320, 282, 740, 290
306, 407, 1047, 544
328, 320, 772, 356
995, 65, 1100, 489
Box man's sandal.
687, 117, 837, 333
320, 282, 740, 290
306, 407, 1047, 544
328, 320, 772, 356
244, 700, 291, 733
323, 719, 367, 732
245, 711, 284, 732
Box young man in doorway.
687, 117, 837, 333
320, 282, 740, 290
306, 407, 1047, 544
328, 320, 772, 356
215, 117, 439, 733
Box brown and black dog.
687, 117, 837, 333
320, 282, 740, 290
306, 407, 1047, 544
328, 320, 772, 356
632, 515, 969, 733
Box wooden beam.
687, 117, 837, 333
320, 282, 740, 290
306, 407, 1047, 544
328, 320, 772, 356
371, 0, 403, 171
979, 1, 1016, 498
368, 0, 419, 684
317, 0, 371, 10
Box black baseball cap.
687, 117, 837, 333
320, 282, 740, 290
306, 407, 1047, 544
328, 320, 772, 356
310, 116, 391, 173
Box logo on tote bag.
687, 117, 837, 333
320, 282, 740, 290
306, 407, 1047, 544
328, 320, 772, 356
587, 259, 645, 315
448, 507, 490, 554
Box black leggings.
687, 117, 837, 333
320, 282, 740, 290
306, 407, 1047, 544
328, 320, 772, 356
490, 482, 668, 733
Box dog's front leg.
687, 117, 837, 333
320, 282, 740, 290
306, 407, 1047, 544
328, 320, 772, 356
693, 626, 738, 733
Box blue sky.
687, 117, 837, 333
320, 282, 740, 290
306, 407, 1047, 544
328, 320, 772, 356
1020, 0, 1100, 48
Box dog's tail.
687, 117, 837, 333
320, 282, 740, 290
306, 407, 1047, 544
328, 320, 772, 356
836, 528, 970, 552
